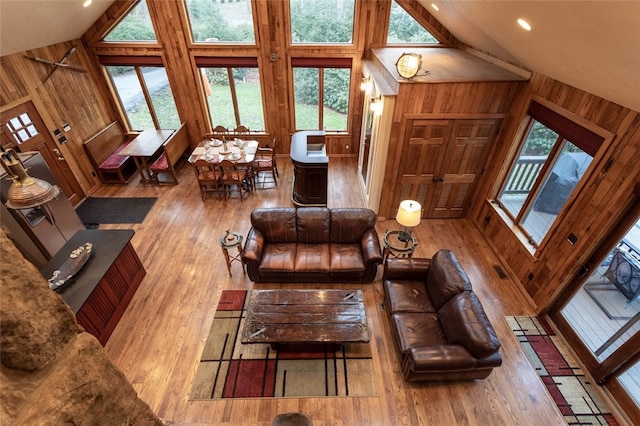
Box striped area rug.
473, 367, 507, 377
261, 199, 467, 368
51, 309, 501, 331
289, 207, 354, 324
190, 290, 377, 399
507, 316, 619, 425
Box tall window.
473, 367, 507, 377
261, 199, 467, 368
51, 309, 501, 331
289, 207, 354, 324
185, 0, 255, 43
292, 59, 351, 131
104, 0, 156, 42
102, 58, 180, 130
196, 57, 265, 132
497, 101, 603, 247
387, 0, 439, 44
290, 0, 355, 44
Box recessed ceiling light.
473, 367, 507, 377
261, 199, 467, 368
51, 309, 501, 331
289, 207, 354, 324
517, 18, 532, 31
83, 0, 92, 7
431, 3, 439, 12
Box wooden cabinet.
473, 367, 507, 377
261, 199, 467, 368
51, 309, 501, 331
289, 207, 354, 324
290, 131, 328, 207
398, 118, 501, 218
40, 230, 145, 345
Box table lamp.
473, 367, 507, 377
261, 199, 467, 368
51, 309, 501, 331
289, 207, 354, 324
396, 200, 421, 242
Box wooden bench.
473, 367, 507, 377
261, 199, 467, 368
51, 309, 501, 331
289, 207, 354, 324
83, 122, 137, 184
149, 123, 189, 185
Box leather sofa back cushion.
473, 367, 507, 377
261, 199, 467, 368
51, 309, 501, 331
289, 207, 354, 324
426, 250, 473, 309
438, 291, 501, 359
251, 208, 298, 243
330, 208, 377, 243
296, 207, 331, 243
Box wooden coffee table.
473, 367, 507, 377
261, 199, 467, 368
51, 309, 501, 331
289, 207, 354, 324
241, 289, 369, 345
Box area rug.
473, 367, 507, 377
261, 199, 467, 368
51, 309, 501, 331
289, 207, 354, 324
506, 316, 619, 425
190, 290, 377, 399
75, 197, 157, 225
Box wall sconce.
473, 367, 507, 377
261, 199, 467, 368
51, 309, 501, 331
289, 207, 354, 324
0, 148, 60, 209
396, 199, 421, 242
370, 96, 383, 115
360, 76, 372, 92
395, 52, 422, 80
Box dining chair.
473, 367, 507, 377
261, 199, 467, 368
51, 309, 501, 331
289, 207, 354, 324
219, 159, 249, 201
211, 125, 229, 139
253, 137, 279, 188
193, 159, 222, 201
233, 125, 250, 135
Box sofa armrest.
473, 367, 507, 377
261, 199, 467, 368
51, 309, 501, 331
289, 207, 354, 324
383, 258, 431, 281
407, 345, 477, 371
241, 228, 264, 263
361, 228, 383, 266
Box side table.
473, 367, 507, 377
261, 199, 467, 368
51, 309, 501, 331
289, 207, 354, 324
219, 230, 244, 277
383, 229, 418, 261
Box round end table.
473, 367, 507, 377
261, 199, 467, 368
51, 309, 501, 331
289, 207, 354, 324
382, 229, 418, 261
219, 230, 245, 277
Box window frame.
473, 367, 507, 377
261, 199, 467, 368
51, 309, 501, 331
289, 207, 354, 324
495, 99, 606, 250
100, 56, 180, 131
290, 57, 353, 132
194, 56, 266, 132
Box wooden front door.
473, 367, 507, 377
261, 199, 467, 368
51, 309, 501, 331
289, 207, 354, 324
1, 102, 84, 206
397, 118, 501, 218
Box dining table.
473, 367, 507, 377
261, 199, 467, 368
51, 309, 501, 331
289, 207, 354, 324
119, 129, 176, 183
188, 138, 259, 164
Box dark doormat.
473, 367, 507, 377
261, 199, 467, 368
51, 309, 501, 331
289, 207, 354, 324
75, 197, 157, 225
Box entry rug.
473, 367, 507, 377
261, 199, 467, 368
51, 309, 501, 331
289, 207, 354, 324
75, 197, 157, 225
190, 290, 377, 399
506, 316, 618, 425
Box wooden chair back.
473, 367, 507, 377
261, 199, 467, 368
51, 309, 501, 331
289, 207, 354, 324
253, 137, 279, 187
233, 125, 250, 135
150, 123, 189, 185
193, 159, 222, 200
219, 159, 249, 200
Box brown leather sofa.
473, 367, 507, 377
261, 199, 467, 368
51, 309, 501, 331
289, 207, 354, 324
382, 249, 502, 381
242, 207, 383, 283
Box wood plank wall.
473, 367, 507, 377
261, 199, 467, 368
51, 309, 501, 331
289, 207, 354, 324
470, 73, 640, 311
2, 0, 639, 314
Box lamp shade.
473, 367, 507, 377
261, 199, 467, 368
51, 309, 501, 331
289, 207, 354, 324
1, 149, 60, 209
396, 200, 421, 227
395, 53, 422, 79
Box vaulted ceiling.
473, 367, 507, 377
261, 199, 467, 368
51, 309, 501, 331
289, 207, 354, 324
1, 0, 638, 111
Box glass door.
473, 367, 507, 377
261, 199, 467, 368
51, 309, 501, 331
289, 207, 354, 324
550, 207, 640, 419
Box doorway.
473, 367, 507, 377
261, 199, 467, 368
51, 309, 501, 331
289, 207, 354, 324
1, 102, 84, 205
550, 203, 640, 421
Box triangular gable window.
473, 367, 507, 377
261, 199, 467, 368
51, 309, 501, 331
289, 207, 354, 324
104, 0, 157, 42
387, 0, 438, 44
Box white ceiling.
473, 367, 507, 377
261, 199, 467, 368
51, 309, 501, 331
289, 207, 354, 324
1, 0, 638, 112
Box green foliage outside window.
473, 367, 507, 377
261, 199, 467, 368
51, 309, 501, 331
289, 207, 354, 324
387, 0, 438, 43
290, 0, 354, 43
185, 0, 255, 43
105, 1, 156, 42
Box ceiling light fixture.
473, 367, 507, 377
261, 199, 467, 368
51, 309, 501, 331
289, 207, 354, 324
517, 18, 532, 31
83, 0, 92, 8
395, 52, 422, 80
431, 3, 439, 12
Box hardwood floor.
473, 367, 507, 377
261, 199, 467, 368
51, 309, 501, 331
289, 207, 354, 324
94, 156, 569, 425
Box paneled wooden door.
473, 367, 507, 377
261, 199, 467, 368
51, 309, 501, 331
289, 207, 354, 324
396, 118, 501, 218
1, 102, 84, 206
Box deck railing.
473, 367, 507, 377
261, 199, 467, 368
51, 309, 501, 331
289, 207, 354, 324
502, 156, 546, 194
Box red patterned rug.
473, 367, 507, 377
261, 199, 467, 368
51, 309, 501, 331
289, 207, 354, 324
507, 316, 619, 425
190, 290, 377, 399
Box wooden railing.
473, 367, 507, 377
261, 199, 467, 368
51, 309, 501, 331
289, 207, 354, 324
502, 156, 545, 194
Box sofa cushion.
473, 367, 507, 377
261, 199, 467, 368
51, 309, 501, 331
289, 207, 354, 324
391, 313, 446, 353
330, 243, 365, 272
258, 243, 297, 272
426, 250, 473, 310
296, 208, 330, 243
295, 243, 331, 272
437, 292, 501, 359
251, 208, 297, 243
330, 208, 376, 243
383, 280, 436, 313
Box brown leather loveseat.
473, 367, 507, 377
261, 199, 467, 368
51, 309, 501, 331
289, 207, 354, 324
382, 249, 502, 381
242, 207, 383, 283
